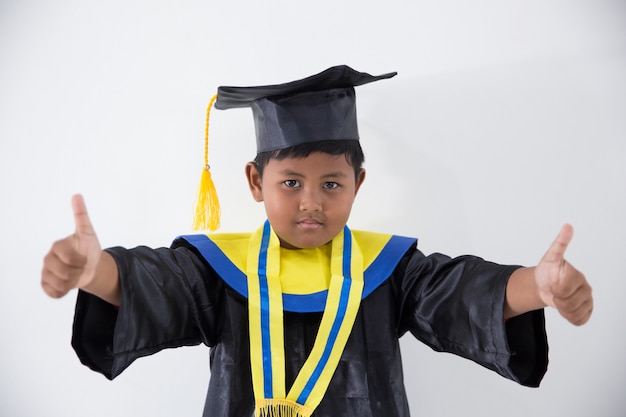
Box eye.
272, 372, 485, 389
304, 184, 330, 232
283, 179, 300, 188
323, 182, 339, 189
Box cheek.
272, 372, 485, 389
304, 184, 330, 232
324, 198, 354, 226
263, 192, 291, 214
336, 194, 356, 213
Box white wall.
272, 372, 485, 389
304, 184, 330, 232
1, 1, 624, 415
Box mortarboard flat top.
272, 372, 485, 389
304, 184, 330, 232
214, 65, 397, 153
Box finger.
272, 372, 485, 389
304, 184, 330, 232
41, 254, 83, 298
558, 297, 593, 326
41, 280, 68, 298
553, 278, 591, 314
44, 243, 86, 279
550, 262, 586, 299
541, 224, 574, 264
48, 236, 88, 268
41, 268, 72, 298
72, 194, 95, 237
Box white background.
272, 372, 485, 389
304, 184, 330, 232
1, 1, 625, 416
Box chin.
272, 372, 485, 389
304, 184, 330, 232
279, 235, 331, 250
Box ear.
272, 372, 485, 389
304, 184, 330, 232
245, 162, 264, 202
354, 168, 366, 196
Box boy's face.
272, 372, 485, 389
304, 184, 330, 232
246, 152, 366, 249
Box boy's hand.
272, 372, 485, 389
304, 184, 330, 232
535, 224, 593, 325
41, 194, 102, 298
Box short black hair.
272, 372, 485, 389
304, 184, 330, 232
253, 139, 365, 179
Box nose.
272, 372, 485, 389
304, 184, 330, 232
299, 187, 323, 212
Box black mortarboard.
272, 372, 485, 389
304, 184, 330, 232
215, 65, 397, 153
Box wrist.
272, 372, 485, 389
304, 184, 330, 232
505, 267, 547, 320
80, 251, 121, 306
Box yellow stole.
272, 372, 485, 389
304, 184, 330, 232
246, 221, 364, 417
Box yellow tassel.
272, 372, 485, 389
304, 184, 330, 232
192, 164, 220, 231
192, 94, 220, 231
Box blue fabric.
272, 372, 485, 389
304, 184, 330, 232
178, 232, 416, 313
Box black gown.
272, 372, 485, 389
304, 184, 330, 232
71, 233, 548, 417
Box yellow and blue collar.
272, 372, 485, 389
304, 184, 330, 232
178, 222, 416, 312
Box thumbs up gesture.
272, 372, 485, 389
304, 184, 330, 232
41, 194, 103, 299
534, 224, 593, 325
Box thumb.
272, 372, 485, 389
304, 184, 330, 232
72, 194, 95, 238
541, 223, 574, 265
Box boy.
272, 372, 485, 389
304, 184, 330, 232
41, 66, 593, 417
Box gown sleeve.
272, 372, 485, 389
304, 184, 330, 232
392, 249, 548, 387
71, 244, 223, 380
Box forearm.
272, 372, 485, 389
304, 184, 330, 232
504, 267, 547, 320
80, 251, 121, 306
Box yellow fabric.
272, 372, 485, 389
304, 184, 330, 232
285, 233, 363, 409
245, 224, 365, 416
247, 226, 286, 400
280, 244, 332, 294
209, 230, 392, 295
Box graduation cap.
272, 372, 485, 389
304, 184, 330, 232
193, 65, 397, 231
215, 65, 397, 152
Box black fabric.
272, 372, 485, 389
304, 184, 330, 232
72, 240, 548, 417
505, 311, 549, 387
215, 65, 397, 110
250, 87, 360, 152
214, 65, 397, 152
71, 291, 119, 378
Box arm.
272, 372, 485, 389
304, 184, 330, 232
504, 224, 593, 325
41, 194, 121, 306
393, 248, 548, 386
72, 243, 220, 379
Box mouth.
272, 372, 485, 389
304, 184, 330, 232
296, 218, 323, 230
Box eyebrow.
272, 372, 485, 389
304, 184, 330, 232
279, 169, 348, 179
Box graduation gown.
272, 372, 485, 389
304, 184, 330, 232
71, 230, 548, 417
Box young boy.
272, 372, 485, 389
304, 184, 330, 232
41, 65, 593, 417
